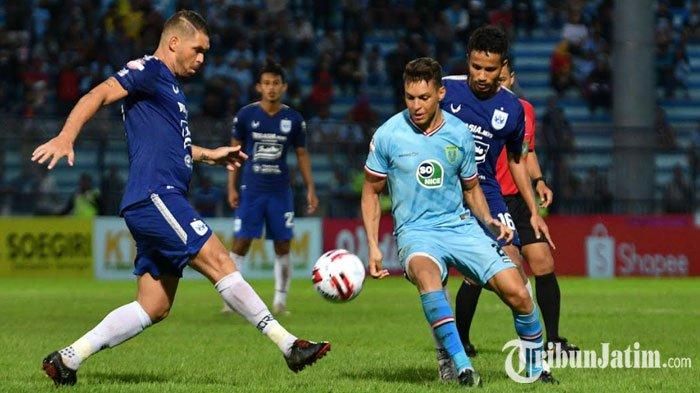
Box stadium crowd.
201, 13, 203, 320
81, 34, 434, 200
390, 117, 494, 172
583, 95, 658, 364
0, 0, 696, 216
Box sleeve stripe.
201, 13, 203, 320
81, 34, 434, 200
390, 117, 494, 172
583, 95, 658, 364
460, 172, 478, 181
364, 166, 388, 178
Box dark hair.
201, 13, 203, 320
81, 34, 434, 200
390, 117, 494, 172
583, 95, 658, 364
503, 54, 514, 74
163, 10, 209, 36
467, 25, 509, 62
258, 60, 286, 83
403, 57, 443, 87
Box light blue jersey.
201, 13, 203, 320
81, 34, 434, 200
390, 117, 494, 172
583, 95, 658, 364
365, 110, 477, 238
365, 109, 514, 285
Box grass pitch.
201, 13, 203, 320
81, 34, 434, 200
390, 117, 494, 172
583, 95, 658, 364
0, 276, 698, 392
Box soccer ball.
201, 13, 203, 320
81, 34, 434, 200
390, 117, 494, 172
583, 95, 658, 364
311, 249, 366, 302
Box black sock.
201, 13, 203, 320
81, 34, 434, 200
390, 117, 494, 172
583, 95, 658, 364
535, 272, 561, 341
455, 281, 482, 347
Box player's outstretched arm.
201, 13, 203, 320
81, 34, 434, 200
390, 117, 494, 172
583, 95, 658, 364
461, 177, 513, 243
31, 77, 128, 169
526, 150, 554, 208
361, 172, 389, 279
295, 147, 319, 214
192, 145, 248, 171
508, 151, 555, 249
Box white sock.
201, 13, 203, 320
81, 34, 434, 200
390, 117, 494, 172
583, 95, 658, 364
273, 254, 291, 306
215, 271, 296, 355
59, 301, 152, 370
525, 280, 533, 299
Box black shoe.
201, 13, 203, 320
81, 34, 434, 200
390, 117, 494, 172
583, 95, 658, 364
546, 337, 580, 358
42, 351, 77, 386
538, 371, 559, 384
457, 368, 483, 388
284, 339, 331, 373
463, 343, 478, 358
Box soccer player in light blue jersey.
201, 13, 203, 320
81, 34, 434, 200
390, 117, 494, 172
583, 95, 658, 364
362, 57, 552, 387
32, 11, 329, 387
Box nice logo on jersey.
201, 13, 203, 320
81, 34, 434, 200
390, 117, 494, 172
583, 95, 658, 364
416, 160, 444, 188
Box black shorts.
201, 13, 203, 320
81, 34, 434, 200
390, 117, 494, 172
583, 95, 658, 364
504, 194, 549, 247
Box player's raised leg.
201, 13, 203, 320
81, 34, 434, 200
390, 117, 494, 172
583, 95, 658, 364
42, 274, 174, 386
191, 233, 330, 372
407, 254, 482, 388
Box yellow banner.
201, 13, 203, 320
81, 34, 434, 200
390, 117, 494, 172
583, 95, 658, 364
0, 218, 92, 277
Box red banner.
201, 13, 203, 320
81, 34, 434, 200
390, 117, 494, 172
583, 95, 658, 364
544, 215, 699, 277
322, 215, 700, 277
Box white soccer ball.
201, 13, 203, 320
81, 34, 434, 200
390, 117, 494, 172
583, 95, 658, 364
312, 249, 366, 302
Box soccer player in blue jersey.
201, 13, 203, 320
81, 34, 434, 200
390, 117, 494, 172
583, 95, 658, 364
222, 61, 317, 315
31, 11, 329, 387
362, 57, 553, 387
440, 27, 555, 370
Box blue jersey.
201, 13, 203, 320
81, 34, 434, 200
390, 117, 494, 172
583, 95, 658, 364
365, 110, 477, 237
441, 76, 525, 197
231, 103, 306, 193
113, 56, 192, 212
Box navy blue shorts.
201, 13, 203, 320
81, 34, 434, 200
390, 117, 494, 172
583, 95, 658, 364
123, 192, 212, 278
477, 189, 522, 247
234, 187, 294, 241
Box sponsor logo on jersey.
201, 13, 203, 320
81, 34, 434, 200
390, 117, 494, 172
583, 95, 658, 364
177, 102, 188, 118
369, 138, 375, 152
172, 84, 179, 94
416, 159, 444, 188
444, 145, 459, 164
474, 140, 490, 163
450, 103, 462, 113
491, 108, 509, 130
184, 154, 192, 169
253, 142, 283, 161
251, 120, 260, 129
190, 219, 209, 236
280, 119, 292, 133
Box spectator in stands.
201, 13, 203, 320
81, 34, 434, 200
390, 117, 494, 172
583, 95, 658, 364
443, 1, 470, 44
561, 8, 588, 55
62, 173, 101, 217
663, 165, 692, 213
541, 96, 574, 151
581, 167, 612, 213
655, 104, 677, 149
583, 56, 612, 113
489, 3, 515, 39
673, 46, 691, 99
550, 40, 575, 95
544, 0, 566, 32
513, 0, 537, 37
34, 166, 59, 215
688, 0, 700, 40
7, 165, 39, 215
100, 165, 125, 216
360, 45, 387, 87
192, 175, 223, 218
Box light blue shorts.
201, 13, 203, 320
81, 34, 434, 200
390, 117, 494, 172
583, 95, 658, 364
396, 218, 515, 286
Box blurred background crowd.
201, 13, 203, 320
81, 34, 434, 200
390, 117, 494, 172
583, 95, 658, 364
0, 0, 697, 218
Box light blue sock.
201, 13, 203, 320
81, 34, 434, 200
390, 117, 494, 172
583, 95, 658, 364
513, 306, 544, 377
421, 291, 472, 373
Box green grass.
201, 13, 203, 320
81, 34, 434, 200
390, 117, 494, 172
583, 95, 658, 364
1, 277, 698, 392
